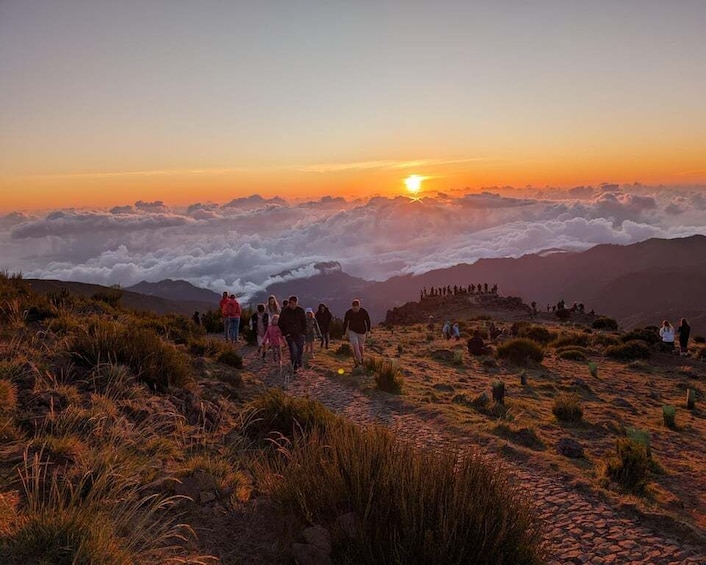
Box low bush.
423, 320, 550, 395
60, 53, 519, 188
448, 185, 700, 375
606, 340, 651, 361
217, 348, 243, 369
620, 327, 660, 345
604, 437, 651, 494
589, 333, 619, 347
592, 317, 618, 330
364, 356, 404, 394
453, 349, 464, 365
694, 335, 705, 344
549, 333, 589, 349
335, 342, 352, 356
552, 393, 583, 422
91, 287, 123, 308
329, 317, 345, 340
266, 424, 546, 564
555, 308, 571, 321
496, 339, 544, 365
662, 405, 677, 429
557, 348, 587, 362
518, 325, 554, 344
246, 388, 337, 441
70, 320, 193, 390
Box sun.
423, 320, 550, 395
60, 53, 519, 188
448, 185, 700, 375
404, 174, 424, 194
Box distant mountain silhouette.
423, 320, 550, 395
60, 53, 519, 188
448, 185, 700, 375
37, 235, 705, 334
25, 279, 215, 316
126, 279, 221, 304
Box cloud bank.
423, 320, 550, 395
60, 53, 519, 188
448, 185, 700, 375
3, 186, 705, 301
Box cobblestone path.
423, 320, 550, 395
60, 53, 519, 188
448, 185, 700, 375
258, 358, 706, 565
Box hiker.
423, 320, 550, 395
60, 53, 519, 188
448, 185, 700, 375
263, 314, 286, 364
343, 298, 371, 367
219, 291, 230, 341
315, 303, 333, 349
192, 310, 201, 326
467, 330, 491, 356
677, 318, 691, 356
226, 294, 242, 343
452, 322, 461, 340
278, 295, 307, 372
250, 304, 269, 359
304, 308, 322, 358
659, 320, 675, 352
442, 320, 452, 339
265, 295, 281, 324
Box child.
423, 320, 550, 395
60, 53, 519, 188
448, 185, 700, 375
263, 314, 286, 364
250, 304, 269, 359
304, 307, 321, 358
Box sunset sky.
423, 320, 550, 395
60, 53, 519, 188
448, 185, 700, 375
2, 1, 705, 212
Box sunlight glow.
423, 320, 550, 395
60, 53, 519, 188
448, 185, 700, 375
404, 174, 424, 194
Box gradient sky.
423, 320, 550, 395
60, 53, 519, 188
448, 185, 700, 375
2, 0, 705, 212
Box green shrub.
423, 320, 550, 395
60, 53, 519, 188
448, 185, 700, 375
70, 320, 193, 390
518, 325, 554, 344
496, 339, 544, 365
588, 361, 598, 377
552, 393, 583, 422
267, 424, 546, 564
201, 309, 223, 334
491, 380, 505, 404
606, 340, 650, 361
604, 437, 651, 494
620, 327, 660, 345
216, 348, 243, 369
557, 348, 587, 361
364, 357, 404, 394
662, 405, 676, 429
592, 317, 618, 330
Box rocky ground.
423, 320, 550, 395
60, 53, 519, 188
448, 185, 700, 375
227, 322, 706, 565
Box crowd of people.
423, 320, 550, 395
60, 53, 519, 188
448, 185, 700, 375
420, 283, 498, 301
216, 293, 371, 374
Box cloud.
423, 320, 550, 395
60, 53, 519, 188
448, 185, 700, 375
299, 157, 485, 173
2, 188, 706, 302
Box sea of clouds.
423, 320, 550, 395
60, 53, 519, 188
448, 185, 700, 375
2, 186, 705, 300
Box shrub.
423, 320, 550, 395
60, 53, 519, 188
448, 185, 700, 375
549, 333, 589, 349
557, 348, 587, 362
589, 333, 619, 347
246, 389, 337, 441
496, 338, 544, 365
694, 335, 705, 344
70, 320, 193, 390
266, 424, 546, 564
606, 340, 651, 361
518, 325, 554, 344
201, 309, 223, 334
216, 348, 243, 369
491, 380, 505, 404
604, 437, 651, 494
364, 357, 404, 394
620, 327, 660, 345
592, 317, 618, 330
91, 287, 123, 308
588, 361, 598, 377
552, 393, 583, 422
453, 349, 464, 365
329, 317, 345, 340
662, 405, 676, 429
0, 379, 18, 413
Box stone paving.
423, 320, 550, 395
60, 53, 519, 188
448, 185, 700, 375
256, 354, 706, 565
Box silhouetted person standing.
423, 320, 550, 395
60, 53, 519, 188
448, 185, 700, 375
677, 318, 691, 355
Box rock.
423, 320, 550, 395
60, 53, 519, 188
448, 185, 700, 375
557, 438, 585, 458
200, 491, 217, 504
335, 512, 360, 540
292, 543, 331, 565
302, 525, 332, 555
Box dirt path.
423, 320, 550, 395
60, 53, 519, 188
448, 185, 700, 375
253, 352, 706, 565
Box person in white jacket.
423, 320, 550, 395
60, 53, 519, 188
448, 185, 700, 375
659, 320, 675, 351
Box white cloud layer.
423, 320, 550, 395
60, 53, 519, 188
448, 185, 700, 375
3, 186, 705, 301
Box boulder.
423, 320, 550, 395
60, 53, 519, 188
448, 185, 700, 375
302, 525, 332, 555
292, 543, 331, 565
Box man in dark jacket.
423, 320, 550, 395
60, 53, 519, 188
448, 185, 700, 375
278, 295, 307, 371
315, 303, 333, 349
343, 298, 371, 367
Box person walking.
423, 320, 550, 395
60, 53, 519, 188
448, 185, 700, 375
278, 295, 307, 372
265, 295, 280, 324
677, 318, 691, 356
263, 314, 286, 364
226, 294, 242, 343
342, 298, 371, 367
315, 303, 333, 349
304, 308, 321, 359
219, 291, 230, 341
250, 303, 269, 359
